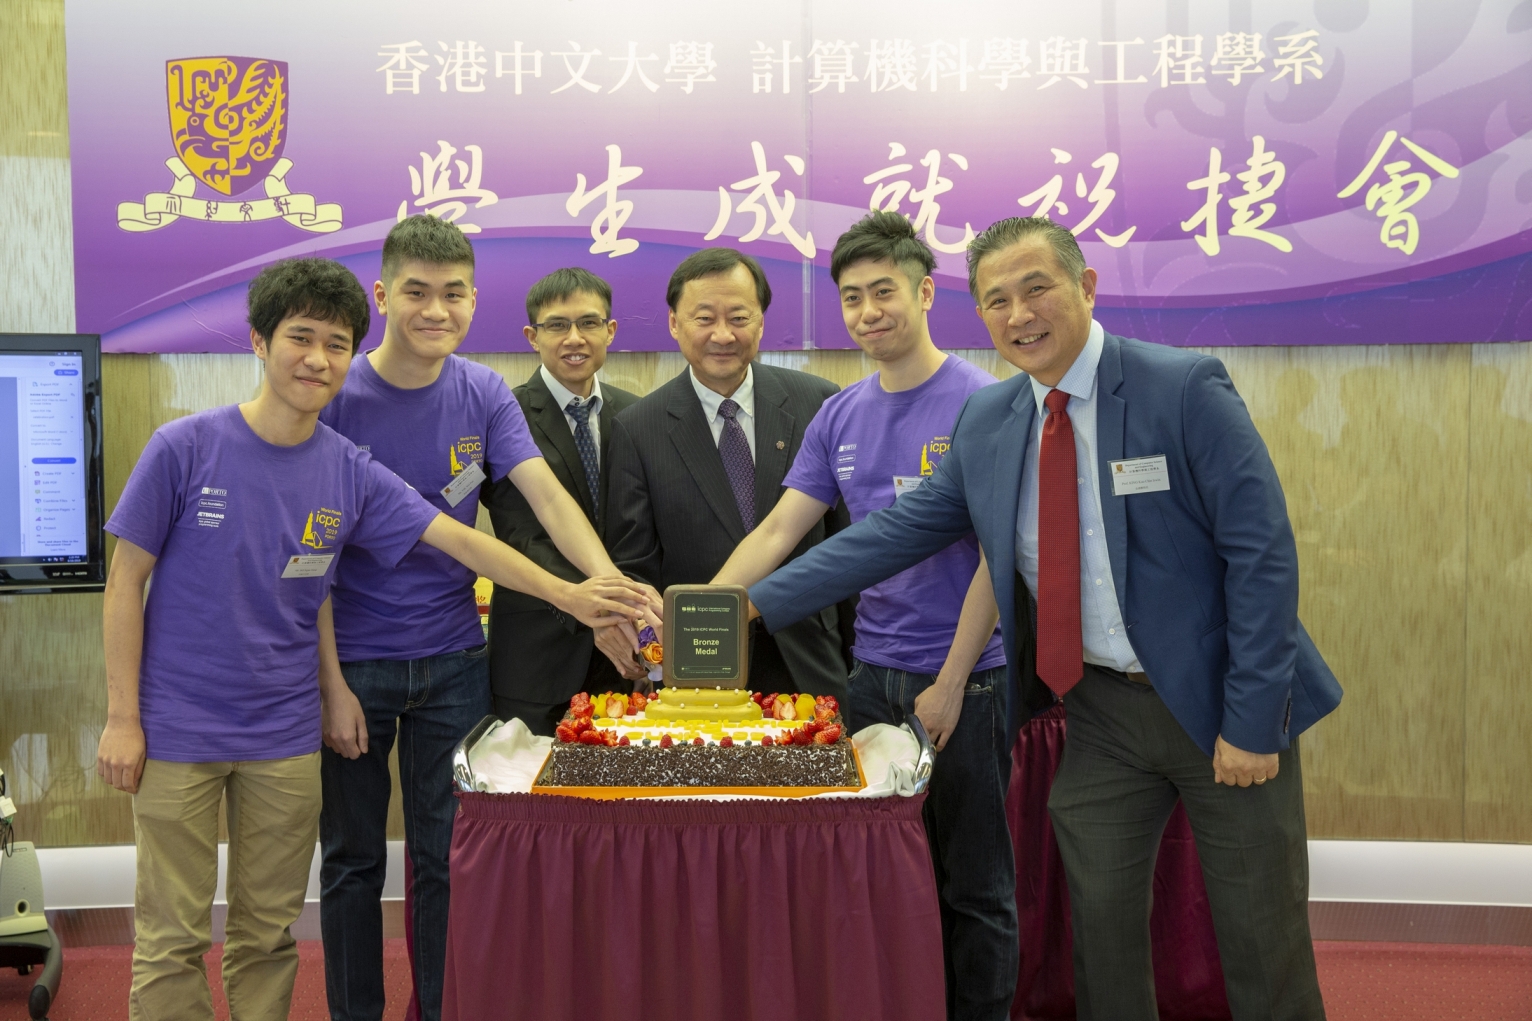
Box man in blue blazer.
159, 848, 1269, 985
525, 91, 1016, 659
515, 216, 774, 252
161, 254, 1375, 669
749, 216, 1341, 1020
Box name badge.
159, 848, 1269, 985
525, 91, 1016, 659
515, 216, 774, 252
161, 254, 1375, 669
440, 460, 487, 507
1108, 455, 1170, 496
281, 554, 335, 579
892, 475, 925, 499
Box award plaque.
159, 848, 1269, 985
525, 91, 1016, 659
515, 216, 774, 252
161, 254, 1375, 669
662, 583, 750, 686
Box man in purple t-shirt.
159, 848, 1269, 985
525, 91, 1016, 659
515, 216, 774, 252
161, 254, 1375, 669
315, 216, 659, 1021
95, 257, 656, 1021
713, 212, 1016, 1021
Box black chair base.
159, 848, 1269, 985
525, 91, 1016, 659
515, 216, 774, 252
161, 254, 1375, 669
0, 926, 63, 1020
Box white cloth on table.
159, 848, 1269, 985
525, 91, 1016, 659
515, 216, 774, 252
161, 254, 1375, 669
464, 718, 921, 800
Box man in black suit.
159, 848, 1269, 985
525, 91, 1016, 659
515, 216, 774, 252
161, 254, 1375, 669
482, 267, 644, 735
607, 248, 849, 696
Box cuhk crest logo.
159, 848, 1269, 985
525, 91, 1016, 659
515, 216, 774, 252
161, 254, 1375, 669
117, 57, 342, 234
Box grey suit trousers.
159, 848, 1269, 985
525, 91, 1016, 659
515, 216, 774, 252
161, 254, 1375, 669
1047, 666, 1325, 1021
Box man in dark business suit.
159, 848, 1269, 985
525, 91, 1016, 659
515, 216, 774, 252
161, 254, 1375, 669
482, 267, 643, 735
748, 217, 1341, 1020
606, 248, 848, 696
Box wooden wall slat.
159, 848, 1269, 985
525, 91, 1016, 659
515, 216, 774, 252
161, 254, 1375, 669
1217, 345, 1474, 840
1465, 345, 1532, 842
3, 0, 1529, 848
4, 319, 1531, 849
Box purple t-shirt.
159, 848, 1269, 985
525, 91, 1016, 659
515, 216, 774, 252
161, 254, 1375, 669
319, 354, 539, 660
784, 356, 1006, 675
105, 406, 440, 763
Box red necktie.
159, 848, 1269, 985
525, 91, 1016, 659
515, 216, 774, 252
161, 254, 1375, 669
1037, 388, 1082, 697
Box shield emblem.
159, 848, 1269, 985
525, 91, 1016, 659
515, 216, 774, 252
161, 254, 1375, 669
166, 57, 288, 197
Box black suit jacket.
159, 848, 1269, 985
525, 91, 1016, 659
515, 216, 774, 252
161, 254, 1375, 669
606, 363, 849, 696
481, 369, 640, 705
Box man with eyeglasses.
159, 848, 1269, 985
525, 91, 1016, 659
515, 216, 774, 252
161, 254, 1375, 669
606, 247, 850, 696
480, 267, 644, 735
314, 220, 659, 1021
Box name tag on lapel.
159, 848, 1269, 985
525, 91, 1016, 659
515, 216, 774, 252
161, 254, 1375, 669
1108, 455, 1170, 496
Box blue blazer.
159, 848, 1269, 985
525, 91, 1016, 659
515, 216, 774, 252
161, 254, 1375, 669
751, 332, 1342, 755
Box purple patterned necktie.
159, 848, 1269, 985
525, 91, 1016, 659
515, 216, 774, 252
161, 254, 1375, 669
565, 397, 601, 509
717, 398, 756, 531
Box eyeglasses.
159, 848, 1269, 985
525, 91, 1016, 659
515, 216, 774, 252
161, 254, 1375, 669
532, 316, 611, 337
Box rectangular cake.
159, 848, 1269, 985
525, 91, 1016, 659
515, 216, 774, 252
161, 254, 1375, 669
535, 688, 864, 795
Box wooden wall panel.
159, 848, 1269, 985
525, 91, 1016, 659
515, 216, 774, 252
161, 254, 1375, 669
4, 0, 1529, 848
0, 0, 68, 161
0, 0, 102, 846
461, 348, 1021, 398
4, 341, 1531, 848
1464, 343, 1532, 842
1217, 345, 1473, 840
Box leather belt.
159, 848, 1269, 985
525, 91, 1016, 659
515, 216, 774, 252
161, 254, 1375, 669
1092, 663, 1151, 686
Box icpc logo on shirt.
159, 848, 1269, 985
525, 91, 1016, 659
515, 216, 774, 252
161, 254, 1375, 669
300, 507, 343, 549
920, 435, 953, 475
449, 435, 484, 476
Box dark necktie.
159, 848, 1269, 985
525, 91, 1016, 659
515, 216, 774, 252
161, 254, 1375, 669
565, 397, 601, 510
1037, 388, 1082, 697
717, 398, 756, 531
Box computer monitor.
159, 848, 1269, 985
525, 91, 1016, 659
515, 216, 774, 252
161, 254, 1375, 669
0, 334, 105, 593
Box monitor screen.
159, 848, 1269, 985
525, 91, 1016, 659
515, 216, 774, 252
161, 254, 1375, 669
0, 334, 105, 593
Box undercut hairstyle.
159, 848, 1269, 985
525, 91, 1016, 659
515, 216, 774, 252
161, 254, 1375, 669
666, 248, 772, 312
525, 267, 614, 324
830, 210, 936, 290
246, 257, 370, 352
965, 216, 1086, 300
380, 214, 476, 285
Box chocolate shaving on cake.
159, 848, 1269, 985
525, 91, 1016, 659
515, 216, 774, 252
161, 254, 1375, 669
543, 742, 859, 788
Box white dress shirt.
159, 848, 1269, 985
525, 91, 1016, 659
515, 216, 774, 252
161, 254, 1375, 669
1015, 320, 1142, 673
540, 364, 605, 464
690, 364, 756, 462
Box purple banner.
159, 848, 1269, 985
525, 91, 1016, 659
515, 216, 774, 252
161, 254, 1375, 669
67, 1, 1532, 353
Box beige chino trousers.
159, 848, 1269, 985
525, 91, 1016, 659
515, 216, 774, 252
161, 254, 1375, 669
129, 752, 321, 1021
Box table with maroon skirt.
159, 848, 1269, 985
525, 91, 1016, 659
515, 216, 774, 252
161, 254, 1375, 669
441, 788, 946, 1021
1009, 706, 1233, 1021
438, 707, 1233, 1021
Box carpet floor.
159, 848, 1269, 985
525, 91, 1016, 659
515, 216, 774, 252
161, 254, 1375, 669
0, 938, 412, 1020
0, 940, 1527, 1019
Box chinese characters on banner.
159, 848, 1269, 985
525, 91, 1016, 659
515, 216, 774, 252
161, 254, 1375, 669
379, 32, 1325, 95
71, 0, 1514, 353
372, 27, 1426, 266
396, 140, 499, 233
1181, 137, 1291, 256
707, 142, 816, 257
1337, 131, 1460, 255
864, 144, 974, 254
568, 145, 643, 256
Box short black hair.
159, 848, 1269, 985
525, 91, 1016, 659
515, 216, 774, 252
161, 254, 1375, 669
966, 216, 1085, 300
246, 258, 370, 352
830, 210, 936, 290
666, 248, 771, 312
525, 267, 613, 323
381, 214, 476, 285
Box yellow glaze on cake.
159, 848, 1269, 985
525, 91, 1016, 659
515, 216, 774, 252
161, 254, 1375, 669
644, 699, 764, 722
655, 687, 754, 707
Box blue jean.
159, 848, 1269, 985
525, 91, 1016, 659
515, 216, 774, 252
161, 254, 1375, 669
319, 645, 491, 1021
847, 659, 1019, 1021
